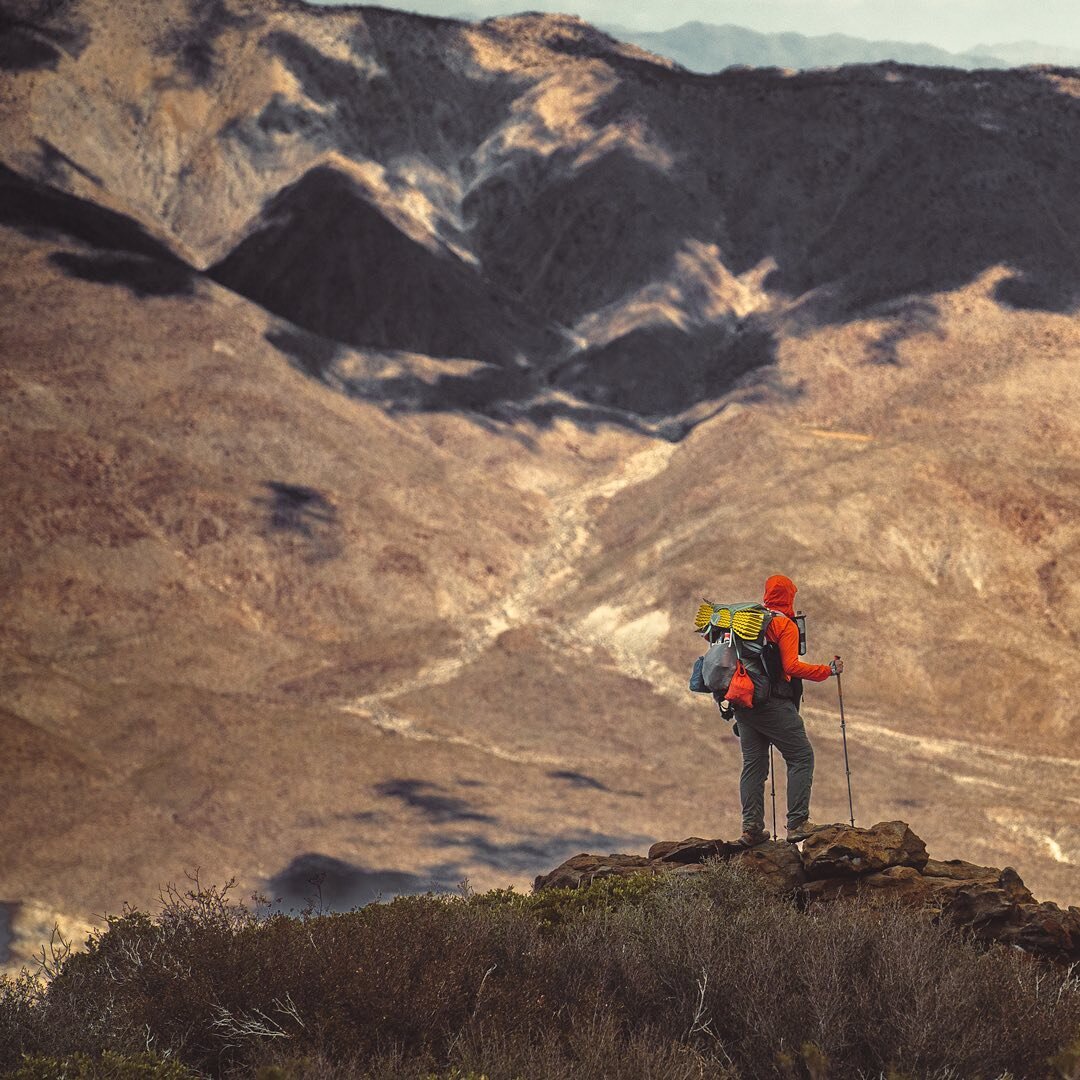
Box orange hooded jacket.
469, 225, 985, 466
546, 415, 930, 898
762, 575, 832, 683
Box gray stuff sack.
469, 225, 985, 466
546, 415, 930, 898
701, 637, 739, 695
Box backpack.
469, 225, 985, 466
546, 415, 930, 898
688, 602, 776, 708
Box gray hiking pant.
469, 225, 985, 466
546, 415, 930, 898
735, 697, 814, 832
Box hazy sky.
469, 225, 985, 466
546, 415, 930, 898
315, 0, 1080, 52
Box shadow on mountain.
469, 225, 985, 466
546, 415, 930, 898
547, 770, 608, 791
993, 272, 1080, 314
687, 65, 1080, 315
374, 779, 497, 825
265, 326, 344, 380
266, 853, 446, 912
0, 166, 181, 259
48, 251, 195, 298
466, 147, 699, 326
553, 319, 778, 415
0, 17, 60, 71
0, 8, 93, 70
264, 323, 705, 441
850, 297, 943, 367
258, 16, 512, 164
36, 138, 103, 188
372, 366, 538, 416
210, 165, 559, 365
158, 0, 263, 86
546, 769, 643, 797
253, 481, 341, 563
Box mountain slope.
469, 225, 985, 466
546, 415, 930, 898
7, 1, 1080, 414
2, 0, 1079, 970
209, 162, 559, 365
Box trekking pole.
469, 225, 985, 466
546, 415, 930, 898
769, 744, 777, 839
834, 656, 855, 827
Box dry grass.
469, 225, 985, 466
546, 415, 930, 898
2, 864, 1078, 1079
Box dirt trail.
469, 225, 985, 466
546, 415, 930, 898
343, 425, 1080, 782
341, 436, 679, 741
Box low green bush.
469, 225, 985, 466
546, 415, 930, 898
6, 1050, 195, 1079
2, 864, 1078, 1079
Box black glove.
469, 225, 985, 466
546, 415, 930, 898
713, 692, 734, 721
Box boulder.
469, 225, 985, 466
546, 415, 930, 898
922, 858, 1001, 884
652, 837, 745, 864
538, 836, 806, 895
650, 836, 804, 892
800, 821, 929, 880
1002, 903, 1080, 964
802, 864, 926, 904
733, 841, 806, 893
933, 871, 1077, 962
940, 869, 1037, 938
646, 840, 683, 861
532, 853, 652, 891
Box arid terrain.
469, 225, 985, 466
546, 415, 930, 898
1, 0, 1079, 970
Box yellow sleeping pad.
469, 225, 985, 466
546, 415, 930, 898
694, 602, 770, 643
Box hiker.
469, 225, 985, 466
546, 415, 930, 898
726, 574, 842, 847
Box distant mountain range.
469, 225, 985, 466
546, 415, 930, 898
972, 38, 1080, 67
600, 21, 1080, 72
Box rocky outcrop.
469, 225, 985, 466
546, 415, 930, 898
533, 837, 807, 895
534, 820, 1080, 965
532, 853, 655, 891
800, 820, 928, 879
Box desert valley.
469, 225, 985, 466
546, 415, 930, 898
2, 0, 1079, 972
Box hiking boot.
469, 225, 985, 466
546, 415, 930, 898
786, 819, 819, 844
737, 826, 770, 848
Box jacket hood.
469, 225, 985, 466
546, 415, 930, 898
763, 574, 797, 617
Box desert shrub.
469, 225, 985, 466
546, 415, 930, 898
1, 863, 1078, 1079
5, 1050, 195, 1079
0, 969, 44, 1059
468, 871, 669, 932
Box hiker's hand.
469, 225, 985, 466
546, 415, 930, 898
830, 657, 844, 676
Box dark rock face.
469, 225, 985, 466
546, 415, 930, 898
800, 820, 929, 879
1002, 904, 1080, 961
535, 820, 1079, 965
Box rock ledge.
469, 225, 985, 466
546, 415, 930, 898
534, 820, 1080, 964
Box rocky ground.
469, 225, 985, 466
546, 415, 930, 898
536, 819, 1080, 966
